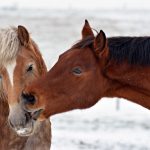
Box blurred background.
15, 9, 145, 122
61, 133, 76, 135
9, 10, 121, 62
1, 0, 150, 149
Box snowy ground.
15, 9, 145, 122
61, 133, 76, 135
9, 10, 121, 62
1, 7, 150, 150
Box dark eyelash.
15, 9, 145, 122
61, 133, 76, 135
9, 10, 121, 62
27, 65, 33, 72
72, 67, 82, 75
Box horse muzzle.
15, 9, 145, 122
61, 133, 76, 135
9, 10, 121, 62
8, 104, 43, 136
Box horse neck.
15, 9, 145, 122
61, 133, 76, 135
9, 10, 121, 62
105, 61, 150, 110
0, 67, 9, 126
0, 97, 9, 126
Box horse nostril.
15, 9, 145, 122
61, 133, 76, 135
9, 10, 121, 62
25, 112, 32, 123
22, 93, 36, 105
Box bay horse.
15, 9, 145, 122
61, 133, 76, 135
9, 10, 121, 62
22, 20, 150, 120
0, 26, 51, 149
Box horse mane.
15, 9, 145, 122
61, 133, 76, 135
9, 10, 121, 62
72, 35, 150, 65
0, 27, 20, 66
72, 36, 94, 49
108, 37, 150, 65
0, 27, 19, 100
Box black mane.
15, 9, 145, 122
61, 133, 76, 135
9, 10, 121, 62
108, 37, 150, 65
72, 36, 94, 49
72, 36, 150, 65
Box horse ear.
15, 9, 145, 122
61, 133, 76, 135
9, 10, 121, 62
82, 20, 94, 39
18, 25, 30, 46
94, 30, 106, 56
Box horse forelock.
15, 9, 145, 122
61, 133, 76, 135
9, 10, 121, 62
0, 26, 46, 75
0, 27, 20, 67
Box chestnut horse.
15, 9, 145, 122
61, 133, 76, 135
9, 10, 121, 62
0, 26, 51, 149
22, 20, 150, 120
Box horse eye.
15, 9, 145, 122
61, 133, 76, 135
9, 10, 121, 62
72, 67, 82, 75
27, 65, 33, 72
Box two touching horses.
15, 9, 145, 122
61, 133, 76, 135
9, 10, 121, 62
0, 26, 51, 149
2, 20, 150, 149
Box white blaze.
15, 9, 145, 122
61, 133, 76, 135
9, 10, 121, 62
6, 61, 16, 86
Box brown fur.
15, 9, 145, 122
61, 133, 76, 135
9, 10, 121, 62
0, 97, 51, 150
0, 26, 51, 149
23, 20, 150, 120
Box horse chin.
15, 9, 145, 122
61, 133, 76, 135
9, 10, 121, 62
14, 120, 35, 137
8, 108, 43, 136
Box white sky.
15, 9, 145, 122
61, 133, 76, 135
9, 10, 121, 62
0, 0, 150, 9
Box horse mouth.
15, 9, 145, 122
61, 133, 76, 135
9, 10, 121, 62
14, 120, 34, 136
28, 109, 44, 120
9, 109, 43, 136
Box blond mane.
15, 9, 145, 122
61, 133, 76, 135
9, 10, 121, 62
0, 27, 20, 66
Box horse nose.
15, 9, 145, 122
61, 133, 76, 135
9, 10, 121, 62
21, 93, 36, 105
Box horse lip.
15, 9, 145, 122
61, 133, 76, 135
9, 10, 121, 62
14, 120, 34, 137
15, 127, 33, 136
15, 109, 44, 136
31, 109, 44, 120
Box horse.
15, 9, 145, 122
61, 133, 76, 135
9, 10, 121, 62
21, 20, 150, 121
0, 26, 51, 149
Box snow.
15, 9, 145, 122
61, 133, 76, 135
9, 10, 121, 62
0, 3, 150, 149
51, 99, 150, 150
1, 0, 150, 10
